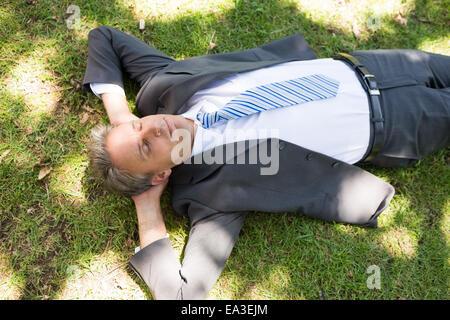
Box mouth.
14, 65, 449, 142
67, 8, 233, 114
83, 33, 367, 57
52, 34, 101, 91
163, 117, 175, 137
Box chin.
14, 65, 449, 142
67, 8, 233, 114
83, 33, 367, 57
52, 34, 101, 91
172, 116, 189, 130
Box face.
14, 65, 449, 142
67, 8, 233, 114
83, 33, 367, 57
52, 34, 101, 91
105, 114, 194, 177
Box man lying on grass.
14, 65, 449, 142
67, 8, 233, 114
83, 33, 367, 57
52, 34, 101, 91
84, 26, 450, 299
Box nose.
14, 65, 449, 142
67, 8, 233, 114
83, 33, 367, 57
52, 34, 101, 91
141, 119, 163, 138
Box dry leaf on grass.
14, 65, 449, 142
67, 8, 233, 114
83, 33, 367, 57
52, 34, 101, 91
38, 167, 52, 180
206, 30, 218, 53
25, 126, 33, 135
394, 13, 408, 25
72, 199, 81, 207
208, 42, 219, 51
0, 149, 11, 163
81, 104, 96, 114
79, 112, 90, 124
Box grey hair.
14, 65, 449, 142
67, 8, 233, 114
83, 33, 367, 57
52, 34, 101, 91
88, 124, 154, 197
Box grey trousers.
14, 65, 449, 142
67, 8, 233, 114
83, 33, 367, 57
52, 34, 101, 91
350, 49, 450, 167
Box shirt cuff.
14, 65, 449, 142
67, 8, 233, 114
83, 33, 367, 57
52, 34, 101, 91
90, 83, 125, 99
134, 233, 170, 254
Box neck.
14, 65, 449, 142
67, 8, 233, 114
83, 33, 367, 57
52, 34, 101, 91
186, 118, 197, 155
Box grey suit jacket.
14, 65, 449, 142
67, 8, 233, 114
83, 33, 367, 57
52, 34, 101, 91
128, 33, 395, 299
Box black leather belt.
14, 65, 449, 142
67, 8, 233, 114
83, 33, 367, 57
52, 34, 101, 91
334, 52, 384, 162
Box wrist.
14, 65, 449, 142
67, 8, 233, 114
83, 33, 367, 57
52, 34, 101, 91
101, 92, 138, 126
135, 203, 167, 248
110, 111, 138, 127
132, 190, 162, 205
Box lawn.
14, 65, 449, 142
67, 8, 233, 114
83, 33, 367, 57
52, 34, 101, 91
0, 0, 448, 300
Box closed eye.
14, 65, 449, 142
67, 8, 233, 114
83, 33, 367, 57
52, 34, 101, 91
143, 139, 151, 154
137, 138, 150, 161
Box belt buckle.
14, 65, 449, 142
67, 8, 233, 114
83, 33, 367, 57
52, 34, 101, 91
362, 74, 380, 95
369, 89, 380, 96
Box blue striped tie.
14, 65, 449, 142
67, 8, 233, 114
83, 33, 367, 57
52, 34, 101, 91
196, 74, 340, 129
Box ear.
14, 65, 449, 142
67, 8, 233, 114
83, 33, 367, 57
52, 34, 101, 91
151, 168, 172, 186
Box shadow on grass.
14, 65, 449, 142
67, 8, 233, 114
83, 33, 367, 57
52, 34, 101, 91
0, 0, 448, 299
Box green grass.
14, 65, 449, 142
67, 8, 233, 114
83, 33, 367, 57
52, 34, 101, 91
0, 0, 448, 300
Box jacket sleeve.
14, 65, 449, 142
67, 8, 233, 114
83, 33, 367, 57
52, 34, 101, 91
128, 206, 246, 300
82, 25, 174, 92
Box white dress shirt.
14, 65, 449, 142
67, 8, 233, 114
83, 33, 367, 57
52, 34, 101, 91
181, 58, 370, 164
90, 82, 125, 98
91, 58, 370, 164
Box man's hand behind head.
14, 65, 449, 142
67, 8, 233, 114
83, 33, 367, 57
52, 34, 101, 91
131, 178, 169, 204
